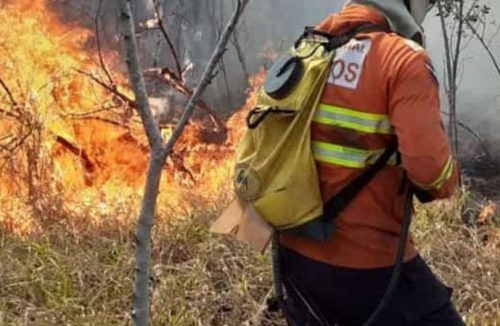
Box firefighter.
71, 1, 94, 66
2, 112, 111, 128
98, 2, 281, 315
277, 0, 464, 325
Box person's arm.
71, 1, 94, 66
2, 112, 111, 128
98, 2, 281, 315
388, 48, 459, 201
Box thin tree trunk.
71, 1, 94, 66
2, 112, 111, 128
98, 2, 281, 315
437, 0, 459, 157
120, 1, 163, 150
119, 2, 165, 325
119, 0, 251, 325
451, 0, 465, 156
132, 151, 167, 325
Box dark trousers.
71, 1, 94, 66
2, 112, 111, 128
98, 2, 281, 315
278, 246, 466, 326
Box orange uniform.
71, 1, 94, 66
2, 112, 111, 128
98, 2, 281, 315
280, 5, 459, 269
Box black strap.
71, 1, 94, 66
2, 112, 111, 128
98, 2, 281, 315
325, 24, 388, 51
323, 138, 398, 222
306, 23, 392, 222
295, 24, 389, 51
361, 183, 414, 326
246, 107, 295, 129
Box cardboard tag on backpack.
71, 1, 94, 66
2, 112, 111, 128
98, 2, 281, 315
210, 199, 273, 253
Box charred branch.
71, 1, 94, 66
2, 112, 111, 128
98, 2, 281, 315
0, 77, 17, 107
0, 106, 20, 120
63, 104, 123, 118
66, 116, 130, 129
169, 151, 195, 183
144, 67, 228, 137
75, 69, 136, 109
55, 135, 96, 174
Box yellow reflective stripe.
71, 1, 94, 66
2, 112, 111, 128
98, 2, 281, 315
313, 104, 394, 135
312, 141, 396, 169
413, 156, 454, 190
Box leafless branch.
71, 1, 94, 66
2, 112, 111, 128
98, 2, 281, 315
231, 28, 250, 82
74, 69, 136, 109
63, 104, 122, 118
151, 0, 183, 80
0, 106, 20, 120
442, 111, 492, 159
144, 67, 227, 135
161, 0, 249, 157
65, 116, 130, 129
466, 20, 500, 77
0, 77, 17, 107
437, 1, 457, 154
120, 4, 163, 150
216, 20, 233, 108
487, 23, 500, 46
451, 0, 465, 154
95, 0, 115, 86
1, 127, 33, 154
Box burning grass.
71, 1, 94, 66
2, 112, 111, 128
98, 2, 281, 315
0, 0, 245, 237
1, 190, 499, 326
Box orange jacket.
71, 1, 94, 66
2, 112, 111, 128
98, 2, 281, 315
280, 5, 459, 269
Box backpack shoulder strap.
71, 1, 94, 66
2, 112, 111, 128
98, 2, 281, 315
323, 138, 398, 222
309, 23, 393, 223
295, 24, 389, 51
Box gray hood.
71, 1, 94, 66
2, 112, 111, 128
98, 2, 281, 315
345, 0, 423, 42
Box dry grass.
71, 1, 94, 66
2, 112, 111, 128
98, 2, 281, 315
0, 191, 499, 326
414, 192, 500, 326
0, 211, 278, 326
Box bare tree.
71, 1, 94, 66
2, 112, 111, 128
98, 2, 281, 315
437, 0, 466, 157
464, 4, 500, 78
118, 0, 250, 325
437, 0, 496, 157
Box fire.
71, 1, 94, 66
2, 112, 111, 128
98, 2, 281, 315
477, 201, 498, 224
0, 0, 263, 235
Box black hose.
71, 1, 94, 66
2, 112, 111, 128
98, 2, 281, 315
269, 187, 415, 326
361, 186, 414, 326
271, 233, 284, 310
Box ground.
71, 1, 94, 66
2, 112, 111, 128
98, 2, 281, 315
0, 191, 499, 326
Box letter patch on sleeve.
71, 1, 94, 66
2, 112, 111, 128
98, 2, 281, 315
328, 39, 372, 90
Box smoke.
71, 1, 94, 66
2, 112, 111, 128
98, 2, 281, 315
422, 1, 500, 160
47, 0, 499, 158
240, 0, 500, 159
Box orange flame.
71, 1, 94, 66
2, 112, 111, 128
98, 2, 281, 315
0, 0, 264, 235
477, 201, 497, 224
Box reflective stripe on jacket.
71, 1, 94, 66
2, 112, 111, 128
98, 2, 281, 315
280, 5, 459, 269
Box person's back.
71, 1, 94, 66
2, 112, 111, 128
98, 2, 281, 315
278, 2, 465, 325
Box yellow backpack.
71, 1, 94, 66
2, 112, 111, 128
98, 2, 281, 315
233, 25, 395, 241
234, 31, 335, 231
